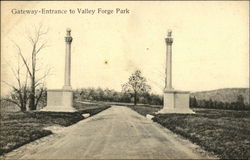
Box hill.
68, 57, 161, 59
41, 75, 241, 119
191, 88, 249, 105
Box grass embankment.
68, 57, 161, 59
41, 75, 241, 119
0, 102, 110, 155
73, 101, 110, 115
129, 105, 250, 159
129, 105, 161, 116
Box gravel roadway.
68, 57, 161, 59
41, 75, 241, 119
2, 106, 216, 159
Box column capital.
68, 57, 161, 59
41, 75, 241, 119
165, 29, 173, 45
65, 28, 73, 43
165, 38, 173, 44
65, 37, 73, 43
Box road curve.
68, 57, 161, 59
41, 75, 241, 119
3, 106, 216, 159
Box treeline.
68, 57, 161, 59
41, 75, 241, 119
74, 88, 163, 105
190, 95, 250, 110
75, 88, 250, 110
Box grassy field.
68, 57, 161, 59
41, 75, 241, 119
0, 102, 110, 156
129, 105, 250, 159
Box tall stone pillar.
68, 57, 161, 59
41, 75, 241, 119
165, 30, 173, 90
157, 30, 194, 114
42, 28, 76, 112
63, 28, 73, 90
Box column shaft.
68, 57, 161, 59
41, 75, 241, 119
165, 30, 173, 90
65, 42, 71, 86
166, 44, 172, 89
63, 29, 73, 90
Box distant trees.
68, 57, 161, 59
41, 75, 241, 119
76, 88, 130, 103
74, 71, 160, 106
190, 95, 249, 110
74, 87, 163, 105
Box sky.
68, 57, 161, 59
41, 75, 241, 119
1, 1, 249, 96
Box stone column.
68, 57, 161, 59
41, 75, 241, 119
165, 30, 173, 90
158, 29, 194, 114
63, 28, 73, 90
42, 28, 76, 112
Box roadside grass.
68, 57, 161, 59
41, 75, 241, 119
128, 105, 161, 116
0, 102, 110, 156
129, 105, 250, 159
73, 101, 111, 115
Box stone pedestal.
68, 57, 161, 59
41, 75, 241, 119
41, 89, 76, 112
158, 89, 194, 114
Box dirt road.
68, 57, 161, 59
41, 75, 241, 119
3, 106, 216, 159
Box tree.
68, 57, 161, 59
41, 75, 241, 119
236, 95, 245, 110
190, 96, 198, 108
122, 70, 151, 105
2, 24, 50, 111
2, 56, 30, 111
208, 98, 214, 108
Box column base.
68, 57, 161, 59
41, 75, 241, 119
157, 90, 195, 114
157, 108, 195, 114
40, 89, 76, 112
41, 105, 77, 112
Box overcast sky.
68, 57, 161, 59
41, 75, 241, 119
1, 1, 249, 96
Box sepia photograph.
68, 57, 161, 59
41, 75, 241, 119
0, 1, 249, 159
